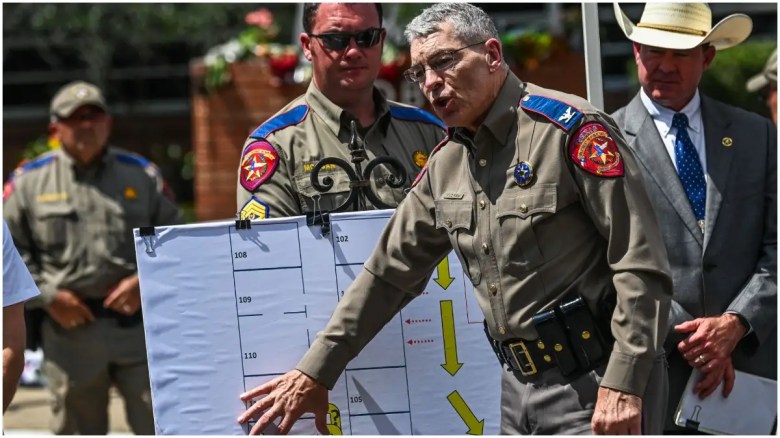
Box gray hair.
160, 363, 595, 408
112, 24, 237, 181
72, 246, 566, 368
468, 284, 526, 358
404, 3, 499, 46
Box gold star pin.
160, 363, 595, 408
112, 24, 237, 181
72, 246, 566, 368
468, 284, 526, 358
722, 137, 733, 147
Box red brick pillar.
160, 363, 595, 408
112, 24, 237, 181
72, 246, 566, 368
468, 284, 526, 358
191, 61, 307, 221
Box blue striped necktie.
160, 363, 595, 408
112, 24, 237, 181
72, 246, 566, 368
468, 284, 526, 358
672, 112, 706, 230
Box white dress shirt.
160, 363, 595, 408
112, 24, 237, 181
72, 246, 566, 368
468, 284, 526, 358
639, 88, 708, 182
3, 219, 40, 307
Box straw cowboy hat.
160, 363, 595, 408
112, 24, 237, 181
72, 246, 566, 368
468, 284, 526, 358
613, 3, 752, 50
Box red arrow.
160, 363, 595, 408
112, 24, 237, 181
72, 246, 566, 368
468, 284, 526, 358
405, 318, 433, 325
406, 339, 435, 345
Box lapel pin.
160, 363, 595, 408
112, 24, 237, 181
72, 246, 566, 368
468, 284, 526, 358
722, 137, 733, 147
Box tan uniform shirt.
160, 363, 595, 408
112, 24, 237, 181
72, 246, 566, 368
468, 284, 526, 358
3, 147, 182, 306
236, 83, 446, 219
296, 73, 673, 397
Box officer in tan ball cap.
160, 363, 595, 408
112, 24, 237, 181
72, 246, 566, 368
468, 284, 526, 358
4, 80, 182, 434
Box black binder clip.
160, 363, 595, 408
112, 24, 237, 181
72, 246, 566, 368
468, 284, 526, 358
306, 194, 330, 235
235, 213, 252, 230
139, 226, 156, 254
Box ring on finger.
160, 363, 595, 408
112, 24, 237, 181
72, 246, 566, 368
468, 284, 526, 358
696, 354, 707, 364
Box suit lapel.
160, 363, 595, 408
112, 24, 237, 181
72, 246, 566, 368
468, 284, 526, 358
700, 95, 734, 249
621, 94, 703, 247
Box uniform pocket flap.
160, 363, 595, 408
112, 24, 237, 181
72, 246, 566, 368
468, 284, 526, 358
34, 202, 75, 219
496, 184, 557, 219
434, 199, 473, 232
295, 169, 352, 198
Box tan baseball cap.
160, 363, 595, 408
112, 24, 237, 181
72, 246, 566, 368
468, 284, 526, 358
746, 48, 777, 93
50, 81, 109, 118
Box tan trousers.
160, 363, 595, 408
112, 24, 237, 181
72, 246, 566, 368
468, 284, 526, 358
41, 316, 154, 435
499, 353, 668, 434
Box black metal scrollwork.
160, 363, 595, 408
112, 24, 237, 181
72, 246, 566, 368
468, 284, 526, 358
309, 120, 408, 213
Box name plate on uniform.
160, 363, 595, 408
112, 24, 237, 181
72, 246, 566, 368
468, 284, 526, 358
134, 210, 501, 435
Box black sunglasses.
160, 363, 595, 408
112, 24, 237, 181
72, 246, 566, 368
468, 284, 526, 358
309, 27, 383, 51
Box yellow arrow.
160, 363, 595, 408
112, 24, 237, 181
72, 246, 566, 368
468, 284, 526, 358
435, 256, 455, 289
447, 390, 484, 435
440, 300, 463, 376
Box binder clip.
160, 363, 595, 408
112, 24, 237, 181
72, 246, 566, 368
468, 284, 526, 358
139, 226, 156, 254
306, 194, 330, 236
235, 213, 252, 230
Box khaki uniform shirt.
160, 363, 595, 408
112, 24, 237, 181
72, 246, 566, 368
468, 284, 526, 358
3, 147, 182, 306
236, 83, 446, 219
296, 73, 673, 397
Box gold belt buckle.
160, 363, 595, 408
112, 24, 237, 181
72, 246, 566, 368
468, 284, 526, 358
508, 340, 537, 376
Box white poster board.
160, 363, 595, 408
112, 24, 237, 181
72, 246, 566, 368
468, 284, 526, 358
134, 210, 501, 435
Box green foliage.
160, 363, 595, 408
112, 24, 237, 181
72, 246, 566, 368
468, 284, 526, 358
20, 136, 54, 163
625, 41, 776, 117
700, 41, 776, 118
502, 32, 555, 70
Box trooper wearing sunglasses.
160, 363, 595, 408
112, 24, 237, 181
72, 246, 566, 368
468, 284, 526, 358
236, 3, 446, 220
237, 3, 671, 435
3, 81, 182, 434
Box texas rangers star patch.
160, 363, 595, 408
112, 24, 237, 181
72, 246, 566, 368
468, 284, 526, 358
240, 196, 270, 220
2, 181, 13, 201
240, 141, 279, 192
569, 122, 624, 177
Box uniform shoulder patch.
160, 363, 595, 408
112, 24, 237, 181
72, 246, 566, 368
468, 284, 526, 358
568, 122, 624, 177
3, 180, 14, 201
519, 95, 583, 132
389, 106, 446, 130
240, 196, 270, 220
250, 105, 309, 140
240, 140, 280, 192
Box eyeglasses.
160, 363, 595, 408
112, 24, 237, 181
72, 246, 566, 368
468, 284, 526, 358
404, 40, 487, 83
309, 27, 384, 51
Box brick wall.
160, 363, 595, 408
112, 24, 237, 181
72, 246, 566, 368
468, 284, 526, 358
191, 61, 306, 221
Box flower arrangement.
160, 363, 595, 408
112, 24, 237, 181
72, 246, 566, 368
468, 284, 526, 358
203, 8, 299, 91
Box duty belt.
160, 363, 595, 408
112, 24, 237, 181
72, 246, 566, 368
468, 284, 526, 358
484, 294, 612, 377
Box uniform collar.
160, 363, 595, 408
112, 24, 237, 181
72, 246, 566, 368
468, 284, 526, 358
58, 145, 112, 175
305, 82, 392, 141
639, 87, 703, 136
451, 71, 523, 152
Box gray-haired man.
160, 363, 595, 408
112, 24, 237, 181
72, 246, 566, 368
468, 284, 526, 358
238, 3, 672, 434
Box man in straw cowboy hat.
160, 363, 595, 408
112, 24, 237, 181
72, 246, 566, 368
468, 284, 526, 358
611, 3, 777, 433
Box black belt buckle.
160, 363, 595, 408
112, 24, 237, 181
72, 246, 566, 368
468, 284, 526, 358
507, 340, 537, 376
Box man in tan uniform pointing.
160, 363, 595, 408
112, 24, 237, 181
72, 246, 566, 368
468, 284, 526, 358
238, 3, 672, 435
236, 3, 445, 219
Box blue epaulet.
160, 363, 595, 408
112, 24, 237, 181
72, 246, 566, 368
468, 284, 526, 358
389, 105, 446, 130
9, 153, 58, 182
519, 95, 583, 133
250, 105, 309, 140
115, 151, 160, 177
18, 153, 57, 173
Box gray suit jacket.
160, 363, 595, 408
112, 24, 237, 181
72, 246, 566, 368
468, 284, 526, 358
612, 92, 777, 430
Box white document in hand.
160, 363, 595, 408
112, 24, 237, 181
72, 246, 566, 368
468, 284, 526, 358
675, 368, 777, 435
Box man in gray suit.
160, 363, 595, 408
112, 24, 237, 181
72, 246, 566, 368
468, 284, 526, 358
611, 3, 777, 433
